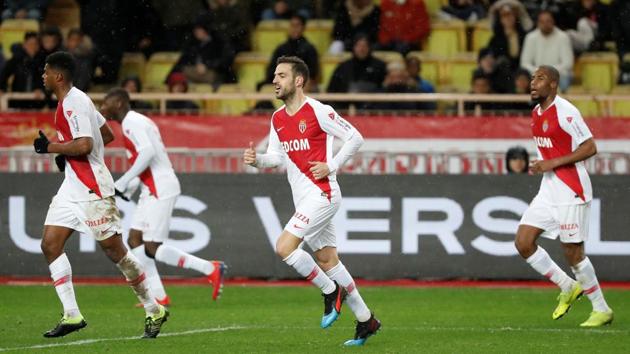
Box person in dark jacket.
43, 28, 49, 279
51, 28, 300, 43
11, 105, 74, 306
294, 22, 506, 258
329, 0, 380, 53
0, 31, 45, 108
487, 2, 527, 70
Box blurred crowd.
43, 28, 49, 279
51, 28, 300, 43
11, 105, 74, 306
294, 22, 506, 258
0, 0, 628, 113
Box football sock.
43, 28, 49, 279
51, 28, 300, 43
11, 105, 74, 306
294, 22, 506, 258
526, 246, 575, 293
116, 252, 160, 316
155, 244, 215, 275
49, 253, 82, 319
131, 245, 167, 301
284, 249, 336, 295
326, 262, 371, 322
571, 257, 611, 312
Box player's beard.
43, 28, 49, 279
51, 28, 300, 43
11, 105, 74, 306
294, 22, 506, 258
276, 84, 296, 101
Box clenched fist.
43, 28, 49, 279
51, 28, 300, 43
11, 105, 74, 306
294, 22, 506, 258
243, 141, 257, 166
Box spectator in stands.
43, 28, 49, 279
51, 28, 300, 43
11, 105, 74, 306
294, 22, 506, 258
487, 1, 530, 70
405, 56, 435, 94
172, 16, 236, 89
327, 34, 386, 109
379, 61, 423, 111
505, 146, 530, 173
438, 0, 486, 22
121, 76, 153, 111
520, 0, 566, 27
474, 48, 513, 93
261, 0, 312, 20
504, 68, 533, 111
611, 0, 630, 68
329, 0, 381, 54
377, 0, 430, 55
65, 29, 95, 91
564, 0, 611, 53
0, 31, 44, 109
165, 72, 199, 112
39, 26, 63, 58
151, 0, 207, 51
2, 0, 49, 21
262, 14, 319, 90
206, 0, 251, 53
520, 10, 573, 91
465, 71, 499, 112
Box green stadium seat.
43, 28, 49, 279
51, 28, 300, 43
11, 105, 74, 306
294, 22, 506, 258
321, 52, 352, 91
566, 86, 601, 117
0, 19, 39, 59
423, 20, 466, 58
574, 52, 618, 94
234, 51, 269, 91
144, 52, 181, 90
118, 52, 146, 82
372, 51, 405, 64
212, 84, 254, 115
253, 20, 289, 55
472, 20, 492, 52
444, 52, 477, 92
304, 19, 332, 57
406, 51, 442, 89
611, 85, 630, 117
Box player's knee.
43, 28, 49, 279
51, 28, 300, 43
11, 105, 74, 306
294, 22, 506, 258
275, 241, 295, 260
144, 244, 158, 259
40, 238, 55, 257
514, 236, 535, 258
127, 237, 142, 249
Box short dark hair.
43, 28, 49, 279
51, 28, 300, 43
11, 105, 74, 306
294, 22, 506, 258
105, 87, 131, 104
538, 9, 555, 22
276, 56, 310, 86
45, 51, 76, 82
291, 14, 307, 27
67, 28, 83, 38
24, 31, 38, 41
472, 71, 491, 83
538, 65, 560, 83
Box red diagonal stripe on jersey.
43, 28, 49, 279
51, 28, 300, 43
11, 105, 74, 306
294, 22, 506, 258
55, 102, 102, 197
123, 135, 158, 198
53, 275, 71, 287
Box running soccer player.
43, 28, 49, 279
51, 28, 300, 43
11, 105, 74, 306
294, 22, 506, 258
515, 65, 613, 327
100, 88, 226, 304
243, 56, 381, 346
34, 52, 168, 338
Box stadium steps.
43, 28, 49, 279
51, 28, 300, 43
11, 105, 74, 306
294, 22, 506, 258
0, 19, 39, 59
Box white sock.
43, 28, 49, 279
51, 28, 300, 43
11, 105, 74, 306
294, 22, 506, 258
526, 246, 576, 293
571, 257, 611, 313
284, 249, 336, 294
116, 252, 160, 316
131, 245, 167, 301
326, 262, 371, 322
49, 253, 82, 318
155, 244, 215, 275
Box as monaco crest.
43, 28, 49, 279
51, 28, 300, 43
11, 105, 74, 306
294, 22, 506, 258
542, 120, 548, 132
298, 119, 307, 134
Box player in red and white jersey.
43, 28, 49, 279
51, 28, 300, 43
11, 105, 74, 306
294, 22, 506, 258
515, 65, 613, 327
244, 56, 380, 346
100, 88, 226, 304
33, 52, 167, 339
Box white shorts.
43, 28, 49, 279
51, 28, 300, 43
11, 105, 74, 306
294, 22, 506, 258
44, 195, 122, 241
520, 198, 591, 243
131, 194, 176, 242
285, 195, 340, 252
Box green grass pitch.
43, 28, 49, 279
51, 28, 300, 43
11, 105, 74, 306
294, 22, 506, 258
0, 285, 629, 353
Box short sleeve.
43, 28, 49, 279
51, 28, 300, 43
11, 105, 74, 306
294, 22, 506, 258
559, 108, 592, 145
314, 104, 357, 141
124, 120, 152, 151
96, 111, 106, 127
62, 96, 93, 139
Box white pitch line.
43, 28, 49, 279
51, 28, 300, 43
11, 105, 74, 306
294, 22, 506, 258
0, 325, 249, 352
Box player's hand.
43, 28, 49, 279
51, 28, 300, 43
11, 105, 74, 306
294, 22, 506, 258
244, 141, 257, 166
308, 161, 330, 180
529, 159, 557, 174
55, 154, 66, 172
33, 130, 50, 154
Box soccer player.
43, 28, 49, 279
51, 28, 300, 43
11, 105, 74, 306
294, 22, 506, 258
99, 88, 226, 304
243, 56, 381, 346
515, 65, 613, 327
33, 52, 168, 338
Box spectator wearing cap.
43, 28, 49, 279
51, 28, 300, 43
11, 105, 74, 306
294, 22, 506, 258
506, 146, 530, 174
166, 72, 199, 112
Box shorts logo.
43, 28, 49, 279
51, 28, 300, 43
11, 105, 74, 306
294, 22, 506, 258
560, 223, 578, 231
293, 224, 304, 229
542, 120, 549, 132
298, 119, 307, 134
294, 212, 310, 224
86, 216, 108, 227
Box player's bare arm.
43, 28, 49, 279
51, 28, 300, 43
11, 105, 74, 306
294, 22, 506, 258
34, 130, 93, 156
243, 141, 257, 166
530, 138, 597, 174
100, 122, 115, 145
308, 161, 330, 180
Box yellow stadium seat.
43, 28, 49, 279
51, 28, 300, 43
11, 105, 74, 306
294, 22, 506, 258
253, 20, 289, 55
406, 51, 442, 88
304, 19, 332, 58
424, 20, 466, 58
321, 52, 352, 91
234, 51, 269, 91
443, 52, 477, 92
188, 83, 214, 113
45, 0, 80, 30
0, 19, 39, 59
574, 52, 618, 93
611, 85, 630, 117
424, 0, 448, 17
118, 52, 146, 82
212, 84, 254, 115
566, 86, 601, 117
144, 52, 181, 90
258, 84, 283, 110
372, 51, 404, 64
472, 20, 492, 52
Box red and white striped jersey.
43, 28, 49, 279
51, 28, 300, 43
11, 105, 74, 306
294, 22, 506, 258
531, 95, 593, 205
121, 111, 180, 199
259, 97, 363, 205
54, 87, 115, 201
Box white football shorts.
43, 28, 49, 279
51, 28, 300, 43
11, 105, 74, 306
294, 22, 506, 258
285, 194, 340, 251
44, 195, 122, 241
130, 193, 177, 242
520, 197, 591, 243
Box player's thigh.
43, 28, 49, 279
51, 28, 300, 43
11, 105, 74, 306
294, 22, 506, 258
138, 196, 176, 243
74, 197, 123, 241
519, 199, 559, 241
275, 230, 304, 258
557, 202, 590, 243
290, 199, 339, 253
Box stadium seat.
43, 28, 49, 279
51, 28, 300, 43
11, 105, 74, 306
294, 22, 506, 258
372, 51, 404, 64
610, 85, 630, 117
234, 51, 269, 91
0, 19, 39, 59
188, 83, 214, 113
406, 51, 442, 89
304, 19, 332, 57
574, 52, 618, 93
423, 20, 466, 58
258, 84, 283, 110
211, 84, 254, 115
443, 52, 477, 92
424, 0, 448, 17
118, 52, 146, 82
320, 52, 352, 91
471, 20, 492, 52
144, 52, 181, 91
45, 0, 80, 31
566, 86, 601, 117
253, 20, 289, 55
